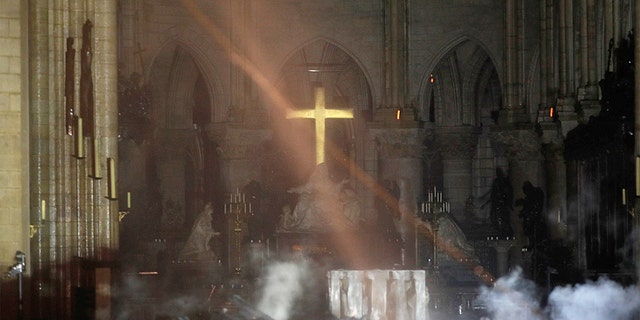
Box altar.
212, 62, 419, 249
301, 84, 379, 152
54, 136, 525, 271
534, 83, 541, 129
327, 269, 429, 320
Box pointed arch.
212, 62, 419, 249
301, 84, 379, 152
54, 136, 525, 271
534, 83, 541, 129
148, 35, 224, 126
420, 36, 502, 127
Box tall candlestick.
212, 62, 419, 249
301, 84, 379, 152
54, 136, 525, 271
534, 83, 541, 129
41, 199, 46, 221
107, 157, 116, 199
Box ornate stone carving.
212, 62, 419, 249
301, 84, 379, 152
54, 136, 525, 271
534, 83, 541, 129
434, 128, 480, 159
373, 128, 426, 159
490, 129, 542, 160
208, 124, 272, 160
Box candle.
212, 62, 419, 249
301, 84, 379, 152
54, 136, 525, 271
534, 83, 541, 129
622, 188, 627, 205
107, 157, 116, 199
41, 199, 46, 220
249, 203, 252, 212
127, 192, 131, 209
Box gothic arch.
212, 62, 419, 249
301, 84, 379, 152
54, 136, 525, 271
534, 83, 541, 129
148, 36, 224, 125
420, 36, 502, 127
276, 37, 374, 112
273, 38, 373, 181
143, 39, 223, 229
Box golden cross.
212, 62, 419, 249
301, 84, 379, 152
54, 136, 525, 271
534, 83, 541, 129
287, 87, 353, 164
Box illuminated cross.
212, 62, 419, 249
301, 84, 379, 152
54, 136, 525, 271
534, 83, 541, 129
287, 86, 354, 165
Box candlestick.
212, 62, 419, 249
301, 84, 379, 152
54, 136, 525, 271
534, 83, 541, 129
41, 199, 46, 221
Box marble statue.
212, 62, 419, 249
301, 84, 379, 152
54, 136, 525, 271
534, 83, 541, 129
178, 202, 220, 260
281, 163, 363, 232
424, 212, 478, 263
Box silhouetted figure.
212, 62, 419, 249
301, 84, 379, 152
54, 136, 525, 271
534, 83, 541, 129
516, 181, 547, 243
482, 168, 514, 237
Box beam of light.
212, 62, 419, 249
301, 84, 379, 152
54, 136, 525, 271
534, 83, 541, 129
179, 0, 492, 282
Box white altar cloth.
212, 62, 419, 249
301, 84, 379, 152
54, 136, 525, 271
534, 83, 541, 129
327, 269, 429, 320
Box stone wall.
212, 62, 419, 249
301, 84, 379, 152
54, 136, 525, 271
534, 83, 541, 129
0, 0, 27, 270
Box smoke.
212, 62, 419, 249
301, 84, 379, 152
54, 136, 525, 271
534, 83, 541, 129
478, 267, 640, 320
477, 267, 545, 320
548, 278, 640, 320
255, 260, 310, 320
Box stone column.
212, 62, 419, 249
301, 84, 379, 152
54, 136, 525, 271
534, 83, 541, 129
634, 0, 640, 276
491, 129, 543, 267
501, 0, 528, 124
383, 0, 408, 108
488, 239, 514, 277
436, 127, 480, 220
542, 142, 567, 239
94, 0, 119, 262
576, 0, 600, 121
372, 124, 424, 267
28, 1, 51, 317
209, 124, 271, 205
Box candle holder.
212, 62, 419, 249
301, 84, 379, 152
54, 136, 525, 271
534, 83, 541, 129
225, 188, 253, 275
29, 224, 42, 238
118, 210, 129, 222
418, 186, 450, 277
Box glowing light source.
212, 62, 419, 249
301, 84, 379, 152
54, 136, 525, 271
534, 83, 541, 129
429, 74, 435, 84
549, 106, 555, 118
286, 87, 353, 165
396, 108, 401, 120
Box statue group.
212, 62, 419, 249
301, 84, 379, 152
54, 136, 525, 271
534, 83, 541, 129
280, 163, 364, 232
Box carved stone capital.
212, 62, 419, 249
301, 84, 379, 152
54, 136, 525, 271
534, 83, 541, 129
372, 128, 426, 159
490, 129, 542, 160
208, 124, 272, 160
434, 127, 480, 159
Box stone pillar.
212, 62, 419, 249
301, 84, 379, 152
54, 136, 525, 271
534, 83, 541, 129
383, 0, 408, 108
576, 0, 600, 121
501, 0, 528, 124
634, 0, 640, 277
542, 142, 567, 239
210, 125, 272, 192
28, 1, 119, 318
491, 128, 544, 267
488, 239, 514, 277
28, 1, 51, 317
372, 125, 424, 267
556, 0, 580, 130
436, 127, 480, 220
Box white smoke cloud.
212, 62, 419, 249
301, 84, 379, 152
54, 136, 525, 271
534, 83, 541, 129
548, 278, 640, 320
255, 260, 310, 320
477, 267, 545, 320
478, 267, 640, 320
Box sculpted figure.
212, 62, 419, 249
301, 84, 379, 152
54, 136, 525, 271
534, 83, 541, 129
282, 163, 362, 232
482, 168, 514, 237
178, 203, 219, 260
